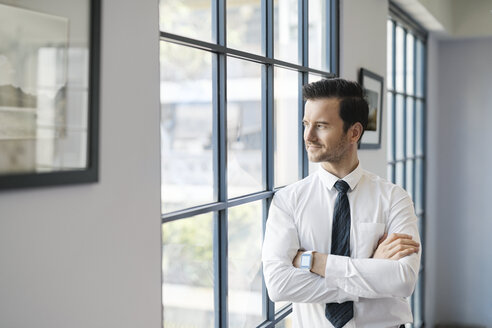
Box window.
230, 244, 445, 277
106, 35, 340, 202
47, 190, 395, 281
159, 0, 339, 327
387, 4, 427, 327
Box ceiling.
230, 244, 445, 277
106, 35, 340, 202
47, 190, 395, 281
392, 0, 492, 39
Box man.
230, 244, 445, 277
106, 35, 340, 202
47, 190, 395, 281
262, 78, 421, 328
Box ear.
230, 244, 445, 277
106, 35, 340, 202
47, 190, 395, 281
349, 123, 363, 144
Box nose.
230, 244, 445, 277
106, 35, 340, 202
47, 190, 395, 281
304, 125, 317, 143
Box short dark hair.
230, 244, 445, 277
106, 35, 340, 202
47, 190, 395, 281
302, 78, 369, 142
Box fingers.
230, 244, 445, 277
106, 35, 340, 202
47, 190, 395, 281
386, 242, 420, 259
380, 233, 419, 248
384, 233, 413, 243
390, 245, 420, 260
385, 234, 420, 258
377, 233, 388, 246
373, 233, 420, 260
388, 237, 420, 248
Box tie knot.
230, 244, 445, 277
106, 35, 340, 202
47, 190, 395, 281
334, 180, 349, 193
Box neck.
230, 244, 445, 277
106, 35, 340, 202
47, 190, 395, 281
320, 152, 359, 179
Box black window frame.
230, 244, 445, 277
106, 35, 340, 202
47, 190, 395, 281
387, 2, 427, 327
160, 1, 340, 327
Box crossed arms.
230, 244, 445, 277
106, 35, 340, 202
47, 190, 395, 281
261, 193, 421, 304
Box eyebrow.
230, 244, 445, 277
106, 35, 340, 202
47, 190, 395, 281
302, 120, 330, 125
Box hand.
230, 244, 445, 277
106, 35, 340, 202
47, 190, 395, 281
292, 250, 304, 268
372, 233, 420, 260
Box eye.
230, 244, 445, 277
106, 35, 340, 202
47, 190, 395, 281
316, 124, 326, 129
302, 121, 309, 127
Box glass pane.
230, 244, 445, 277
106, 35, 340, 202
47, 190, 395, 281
305, 74, 322, 177
395, 161, 404, 188
387, 92, 394, 161
395, 26, 404, 93
276, 314, 293, 328
274, 0, 298, 63
0, 5, 90, 174
161, 42, 213, 213
406, 97, 414, 157
35, 130, 87, 170
309, 74, 323, 83
387, 20, 394, 90
227, 57, 263, 198
274, 68, 299, 187
159, 0, 212, 42
416, 39, 425, 97
227, 0, 262, 54
162, 213, 214, 328
228, 201, 263, 326
416, 100, 424, 156
406, 33, 414, 95
305, 73, 322, 178
395, 95, 405, 160
415, 158, 423, 213
275, 300, 290, 313
309, 0, 329, 71
406, 159, 414, 200
387, 164, 394, 183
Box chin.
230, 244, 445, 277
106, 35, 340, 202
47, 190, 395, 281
307, 154, 323, 163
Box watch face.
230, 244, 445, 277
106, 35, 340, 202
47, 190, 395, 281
301, 254, 310, 267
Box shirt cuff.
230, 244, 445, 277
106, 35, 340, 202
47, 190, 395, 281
325, 254, 348, 282
324, 254, 358, 302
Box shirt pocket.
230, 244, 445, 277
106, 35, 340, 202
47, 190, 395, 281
354, 222, 386, 258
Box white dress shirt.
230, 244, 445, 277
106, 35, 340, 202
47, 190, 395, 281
262, 164, 421, 328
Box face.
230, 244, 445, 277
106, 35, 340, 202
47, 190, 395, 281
302, 98, 352, 164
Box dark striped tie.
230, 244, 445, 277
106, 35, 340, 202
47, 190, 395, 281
325, 180, 353, 328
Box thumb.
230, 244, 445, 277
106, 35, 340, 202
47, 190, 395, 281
377, 232, 388, 246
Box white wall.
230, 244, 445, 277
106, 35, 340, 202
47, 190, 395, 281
0, 1, 162, 327
340, 0, 389, 178
426, 36, 492, 327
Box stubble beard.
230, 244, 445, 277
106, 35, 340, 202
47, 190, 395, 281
306, 135, 349, 164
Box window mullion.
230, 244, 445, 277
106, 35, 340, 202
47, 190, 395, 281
300, 0, 309, 178
391, 20, 397, 183
262, 0, 275, 322
213, 0, 228, 327
262, 197, 275, 323
402, 27, 407, 190
298, 71, 308, 180
262, 1, 274, 193
411, 35, 417, 202
330, 0, 340, 75
214, 55, 229, 328
262, 1, 275, 321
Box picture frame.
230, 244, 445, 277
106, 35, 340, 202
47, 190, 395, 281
0, 0, 100, 190
358, 68, 384, 149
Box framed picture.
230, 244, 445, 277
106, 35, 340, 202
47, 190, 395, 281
358, 68, 384, 149
0, 0, 100, 190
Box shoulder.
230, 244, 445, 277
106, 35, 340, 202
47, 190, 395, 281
276, 172, 318, 197
360, 169, 411, 201
273, 173, 319, 209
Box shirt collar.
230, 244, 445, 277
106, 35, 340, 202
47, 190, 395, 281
318, 163, 363, 192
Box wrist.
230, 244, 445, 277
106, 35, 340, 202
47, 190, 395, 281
311, 251, 327, 277
309, 251, 317, 272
